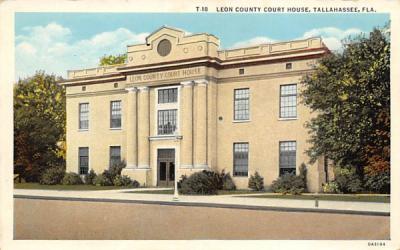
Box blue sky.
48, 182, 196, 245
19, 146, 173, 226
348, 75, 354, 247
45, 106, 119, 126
15, 13, 389, 80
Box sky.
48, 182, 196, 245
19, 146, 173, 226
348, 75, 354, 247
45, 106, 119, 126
15, 13, 389, 80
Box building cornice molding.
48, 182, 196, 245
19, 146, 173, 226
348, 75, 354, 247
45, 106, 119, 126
66, 89, 127, 98
125, 87, 138, 92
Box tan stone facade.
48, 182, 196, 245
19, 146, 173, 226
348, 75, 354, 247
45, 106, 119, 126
61, 26, 332, 192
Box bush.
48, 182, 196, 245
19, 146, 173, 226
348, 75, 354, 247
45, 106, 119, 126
84, 169, 97, 185
248, 171, 264, 191
322, 181, 340, 194
270, 173, 305, 195
299, 164, 308, 192
179, 170, 219, 195
62, 172, 83, 185
221, 172, 236, 190
334, 167, 363, 193
113, 175, 140, 187
102, 160, 126, 185
364, 170, 390, 194
94, 173, 113, 186
39, 166, 65, 185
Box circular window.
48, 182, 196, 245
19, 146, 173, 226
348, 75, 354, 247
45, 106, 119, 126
157, 39, 172, 57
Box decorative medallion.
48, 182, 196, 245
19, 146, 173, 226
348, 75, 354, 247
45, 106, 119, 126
157, 39, 172, 57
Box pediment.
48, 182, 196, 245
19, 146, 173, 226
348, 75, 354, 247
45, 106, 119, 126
145, 26, 185, 45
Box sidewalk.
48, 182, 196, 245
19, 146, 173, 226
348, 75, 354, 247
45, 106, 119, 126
13, 188, 390, 216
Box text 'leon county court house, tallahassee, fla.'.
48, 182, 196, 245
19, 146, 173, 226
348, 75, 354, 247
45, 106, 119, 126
60, 26, 334, 192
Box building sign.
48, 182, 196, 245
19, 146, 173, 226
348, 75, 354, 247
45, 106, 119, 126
129, 67, 203, 83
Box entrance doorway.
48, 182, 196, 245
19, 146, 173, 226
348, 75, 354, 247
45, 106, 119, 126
157, 149, 175, 187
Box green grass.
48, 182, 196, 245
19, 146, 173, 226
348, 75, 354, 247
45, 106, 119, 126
125, 189, 174, 194
14, 182, 136, 191
239, 194, 390, 203
125, 189, 268, 195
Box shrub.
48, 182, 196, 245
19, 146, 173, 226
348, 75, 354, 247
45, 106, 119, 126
334, 167, 363, 193
94, 173, 113, 186
102, 160, 126, 185
248, 171, 264, 191
177, 175, 187, 189
179, 170, 219, 195
202, 170, 223, 190
62, 172, 83, 185
221, 172, 236, 190
39, 166, 65, 185
322, 181, 340, 194
299, 163, 308, 192
113, 175, 140, 187
270, 173, 305, 195
84, 169, 97, 185
364, 170, 390, 194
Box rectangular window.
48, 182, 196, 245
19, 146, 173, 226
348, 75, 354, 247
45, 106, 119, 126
233, 143, 249, 176
157, 109, 177, 135
109, 146, 121, 168
79, 103, 89, 130
280, 84, 297, 118
234, 88, 250, 120
279, 141, 296, 176
110, 100, 122, 128
79, 147, 89, 175
158, 88, 178, 104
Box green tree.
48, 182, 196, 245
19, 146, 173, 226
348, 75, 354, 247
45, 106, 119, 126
301, 26, 390, 175
99, 53, 127, 66
14, 71, 66, 182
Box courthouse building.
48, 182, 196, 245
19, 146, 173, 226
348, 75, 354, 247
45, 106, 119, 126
61, 26, 332, 192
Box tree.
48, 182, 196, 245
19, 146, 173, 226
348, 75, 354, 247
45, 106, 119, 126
14, 71, 66, 182
301, 26, 390, 177
99, 53, 127, 66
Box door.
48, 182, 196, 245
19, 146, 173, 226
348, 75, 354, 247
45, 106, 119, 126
157, 149, 175, 187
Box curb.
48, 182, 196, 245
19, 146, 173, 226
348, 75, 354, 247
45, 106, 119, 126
14, 194, 390, 217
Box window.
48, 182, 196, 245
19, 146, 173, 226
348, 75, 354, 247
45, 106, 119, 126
158, 88, 177, 104
234, 88, 250, 120
114, 82, 118, 88
79, 103, 89, 130
280, 84, 297, 118
239, 68, 245, 75
110, 101, 122, 128
109, 146, 121, 168
82, 86, 86, 91
157, 109, 177, 135
233, 143, 249, 176
286, 63, 292, 70
79, 147, 89, 175
279, 141, 296, 176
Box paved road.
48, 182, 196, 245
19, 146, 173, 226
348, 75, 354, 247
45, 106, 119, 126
14, 198, 389, 240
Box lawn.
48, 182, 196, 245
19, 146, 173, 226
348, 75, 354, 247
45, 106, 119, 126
125, 189, 267, 195
14, 182, 136, 191
240, 194, 390, 203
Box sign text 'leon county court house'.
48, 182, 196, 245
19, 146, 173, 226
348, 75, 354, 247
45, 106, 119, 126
128, 67, 203, 83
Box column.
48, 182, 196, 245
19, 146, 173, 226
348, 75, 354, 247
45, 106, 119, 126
193, 79, 208, 168
180, 80, 194, 168
137, 86, 150, 168
125, 87, 137, 168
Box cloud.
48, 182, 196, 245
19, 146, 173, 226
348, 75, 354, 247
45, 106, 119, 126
15, 22, 149, 80
300, 27, 364, 51
228, 27, 364, 52
230, 36, 275, 49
